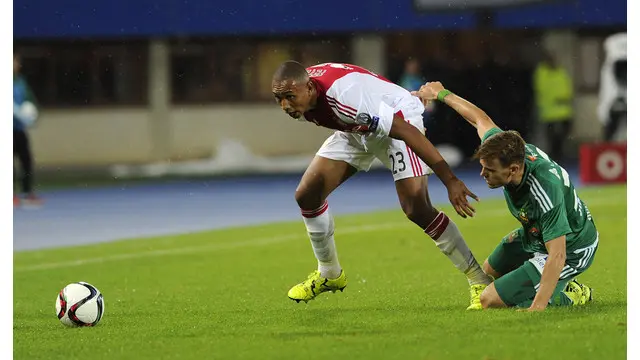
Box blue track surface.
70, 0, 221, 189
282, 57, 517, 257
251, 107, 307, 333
13, 165, 581, 252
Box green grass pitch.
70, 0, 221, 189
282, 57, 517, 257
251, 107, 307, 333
13, 185, 626, 360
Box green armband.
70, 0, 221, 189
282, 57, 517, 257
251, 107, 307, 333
437, 89, 452, 102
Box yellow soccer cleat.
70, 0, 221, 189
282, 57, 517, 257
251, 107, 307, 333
466, 284, 487, 310
580, 283, 593, 304
287, 270, 347, 303
563, 279, 593, 306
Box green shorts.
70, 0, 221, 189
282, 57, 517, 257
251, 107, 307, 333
487, 228, 599, 307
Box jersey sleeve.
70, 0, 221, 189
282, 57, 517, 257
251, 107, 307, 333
326, 80, 396, 137
529, 173, 572, 242
480, 127, 503, 143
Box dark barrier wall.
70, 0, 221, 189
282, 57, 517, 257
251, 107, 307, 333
14, 0, 625, 39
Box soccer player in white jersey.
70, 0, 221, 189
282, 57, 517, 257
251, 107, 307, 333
271, 61, 493, 310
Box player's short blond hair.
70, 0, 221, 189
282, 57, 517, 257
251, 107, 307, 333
473, 130, 526, 167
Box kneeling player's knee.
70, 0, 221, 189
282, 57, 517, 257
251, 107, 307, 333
480, 289, 492, 309
480, 284, 502, 309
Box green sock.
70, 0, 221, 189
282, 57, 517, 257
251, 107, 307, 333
550, 292, 574, 306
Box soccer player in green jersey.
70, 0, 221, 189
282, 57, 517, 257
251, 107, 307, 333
412, 81, 597, 311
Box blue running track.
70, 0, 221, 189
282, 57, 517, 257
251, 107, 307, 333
13, 165, 581, 252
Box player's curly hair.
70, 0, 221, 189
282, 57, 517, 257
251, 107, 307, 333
473, 130, 526, 167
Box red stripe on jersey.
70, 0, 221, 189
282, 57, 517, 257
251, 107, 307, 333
335, 109, 356, 121
326, 95, 357, 114
326, 99, 356, 120
326, 99, 356, 117
326, 96, 357, 117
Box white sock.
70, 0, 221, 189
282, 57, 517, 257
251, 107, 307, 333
302, 201, 342, 279
425, 212, 492, 286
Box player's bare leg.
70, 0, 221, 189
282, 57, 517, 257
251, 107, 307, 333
287, 155, 357, 303
395, 175, 492, 309
482, 259, 501, 280
479, 283, 508, 309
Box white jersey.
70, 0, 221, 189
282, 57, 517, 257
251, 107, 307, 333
302, 63, 425, 137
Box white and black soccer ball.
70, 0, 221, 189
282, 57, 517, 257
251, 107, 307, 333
55, 282, 105, 327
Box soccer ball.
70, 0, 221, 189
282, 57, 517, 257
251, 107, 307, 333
55, 282, 105, 327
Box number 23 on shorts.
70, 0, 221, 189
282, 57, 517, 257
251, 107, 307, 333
389, 151, 407, 174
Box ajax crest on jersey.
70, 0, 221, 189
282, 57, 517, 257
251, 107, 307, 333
55, 282, 105, 327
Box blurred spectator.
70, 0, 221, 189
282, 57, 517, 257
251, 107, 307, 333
399, 57, 435, 129
533, 50, 574, 161
399, 58, 424, 92
13, 52, 42, 208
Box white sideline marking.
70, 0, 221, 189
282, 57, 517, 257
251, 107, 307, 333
14, 196, 621, 272
14, 222, 410, 272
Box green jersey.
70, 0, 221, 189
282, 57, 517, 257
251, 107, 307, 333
481, 127, 598, 258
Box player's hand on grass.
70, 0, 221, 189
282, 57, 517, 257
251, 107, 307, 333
411, 81, 446, 107
517, 304, 547, 312
445, 177, 479, 218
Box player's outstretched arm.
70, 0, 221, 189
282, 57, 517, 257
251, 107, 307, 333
411, 82, 498, 140
388, 116, 479, 218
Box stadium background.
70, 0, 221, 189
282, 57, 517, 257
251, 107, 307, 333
13, 0, 625, 175
13, 0, 626, 250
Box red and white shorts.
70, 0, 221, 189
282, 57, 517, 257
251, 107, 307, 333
316, 115, 433, 181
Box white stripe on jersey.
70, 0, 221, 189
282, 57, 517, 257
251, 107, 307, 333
584, 204, 593, 221
560, 267, 578, 280
530, 176, 554, 212
527, 178, 552, 213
